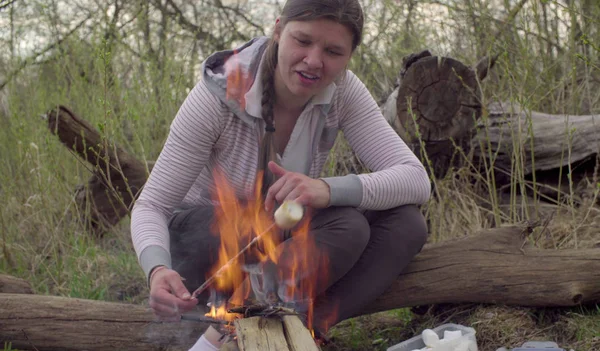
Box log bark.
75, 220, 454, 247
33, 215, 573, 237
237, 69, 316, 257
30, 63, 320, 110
0, 274, 33, 294
361, 226, 600, 315
2, 227, 599, 350
0, 293, 209, 351
472, 101, 600, 198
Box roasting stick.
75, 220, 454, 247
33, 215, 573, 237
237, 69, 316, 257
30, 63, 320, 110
180, 314, 229, 325
191, 222, 277, 299
191, 201, 305, 299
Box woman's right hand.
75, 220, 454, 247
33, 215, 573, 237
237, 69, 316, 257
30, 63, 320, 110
148, 266, 198, 321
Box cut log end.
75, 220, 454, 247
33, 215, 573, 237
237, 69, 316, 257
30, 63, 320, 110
394, 55, 482, 178
396, 56, 480, 143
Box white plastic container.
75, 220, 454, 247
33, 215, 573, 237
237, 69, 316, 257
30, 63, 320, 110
387, 323, 478, 351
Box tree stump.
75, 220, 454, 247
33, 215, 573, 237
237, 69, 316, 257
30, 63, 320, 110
383, 51, 598, 205
394, 50, 496, 178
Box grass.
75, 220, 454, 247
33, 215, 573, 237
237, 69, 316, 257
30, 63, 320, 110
1, 0, 600, 350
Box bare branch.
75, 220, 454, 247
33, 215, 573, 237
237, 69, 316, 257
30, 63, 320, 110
0, 14, 93, 91
0, 0, 17, 12
213, 1, 265, 35
153, 0, 218, 43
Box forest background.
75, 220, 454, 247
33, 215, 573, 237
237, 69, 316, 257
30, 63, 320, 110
0, 0, 599, 350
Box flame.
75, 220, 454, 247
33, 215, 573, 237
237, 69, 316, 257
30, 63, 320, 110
207, 304, 237, 322
204, 167, 337, 332
204, 51, 338, 334
224, 50, 253, 110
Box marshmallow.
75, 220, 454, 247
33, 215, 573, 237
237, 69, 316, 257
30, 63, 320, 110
443, 330, 463, 341
274, 201, 304, 229
422, 329, 440, 347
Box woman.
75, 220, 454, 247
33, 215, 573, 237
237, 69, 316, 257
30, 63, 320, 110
131, 0, 431, 349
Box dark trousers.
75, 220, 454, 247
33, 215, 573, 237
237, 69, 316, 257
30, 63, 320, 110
168, 204, 428, 332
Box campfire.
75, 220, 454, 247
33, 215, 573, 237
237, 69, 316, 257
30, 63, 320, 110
186, 168, 333, 350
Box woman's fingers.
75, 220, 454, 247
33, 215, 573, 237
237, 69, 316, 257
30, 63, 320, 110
165, 273, 194, 301
275, 178, 299, 202
284, 186, 304, 203
265, 162, 331, 210
268, 161, 288, 178
149, 268, 198, 319
265, 175, 288, 211
150, 289, 182, 316
150, 288, 198, 317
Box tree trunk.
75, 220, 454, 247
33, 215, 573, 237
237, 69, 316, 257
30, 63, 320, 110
0, 293, 208, 351
0, 274, 33, 294
2, 226, 599, 350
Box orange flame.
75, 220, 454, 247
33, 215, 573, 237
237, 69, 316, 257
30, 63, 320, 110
207, 304, 236, 322
224, 50, 253, 110
204, 167, 337, 333
204, 51, 338, 334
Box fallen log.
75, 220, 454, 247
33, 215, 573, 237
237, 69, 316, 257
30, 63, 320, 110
45, 106, 151, 236
361, 226, 600, 315
0, 293, 209, 351
472, 101, 600, 201
0, 274, 33, 294
2, 226, 599, 350
476, 101, 600, 174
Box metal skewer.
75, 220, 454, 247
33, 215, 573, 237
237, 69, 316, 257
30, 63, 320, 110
191, 222, 277, 299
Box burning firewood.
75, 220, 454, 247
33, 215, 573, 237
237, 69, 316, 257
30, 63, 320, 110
232, 315, 319, 351
215, 304, 320, 351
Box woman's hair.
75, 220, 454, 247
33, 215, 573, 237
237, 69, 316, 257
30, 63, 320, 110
258, 0, 365, 198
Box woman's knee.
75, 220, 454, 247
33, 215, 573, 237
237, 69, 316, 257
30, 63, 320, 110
371, 204, 429, 255
310, 206, 370, 258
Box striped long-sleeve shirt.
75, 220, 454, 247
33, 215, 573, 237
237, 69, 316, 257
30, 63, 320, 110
131, 37, 431, 278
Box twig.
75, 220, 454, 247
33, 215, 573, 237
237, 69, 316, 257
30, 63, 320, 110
0, 0, 17, 11
192, 223, 276, 298
180, 314, 230, 325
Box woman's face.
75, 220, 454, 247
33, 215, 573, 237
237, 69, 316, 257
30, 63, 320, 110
273, 18, 354, 105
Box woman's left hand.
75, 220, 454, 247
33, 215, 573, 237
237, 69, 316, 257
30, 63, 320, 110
265, 161, 330, 212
